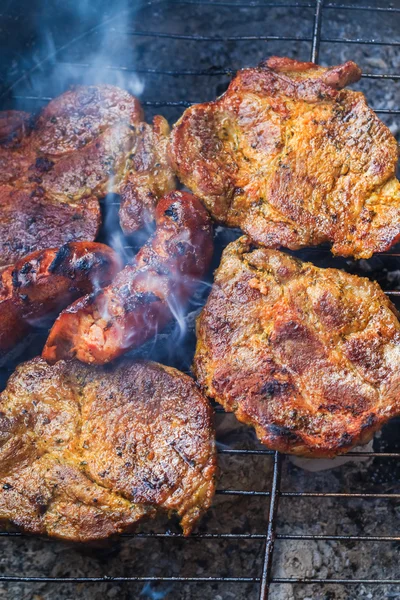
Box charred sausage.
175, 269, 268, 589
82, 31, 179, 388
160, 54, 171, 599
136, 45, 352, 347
43, 191, 213, 364
0, 242, 121, 357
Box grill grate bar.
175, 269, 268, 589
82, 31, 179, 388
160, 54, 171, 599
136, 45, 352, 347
310, 0, 323, 61
259, 452, 282, 600
0, 576, 260, 583
118, 30, 312, 42
325, 3, 400, 12
3, 575, 400, 585
118, 29, 400, 48
168, 0, 400, 11
277, 534, 400, 541
168, 1, 314, 7
2, 531, 400, 541
218, 449, 400, 457
217, 490, 400, 498
55, 62, 400, 80
272, 578, 400, 584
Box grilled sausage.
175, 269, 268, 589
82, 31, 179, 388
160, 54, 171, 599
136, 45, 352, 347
43, 191, 213, 364
0, 242, 121, 357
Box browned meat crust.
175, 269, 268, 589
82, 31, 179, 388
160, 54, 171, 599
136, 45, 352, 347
0, 187, 101, 268
32, 85, 144, 155
169, 57, 400, 259
0, 358, 216, 541
194, 236, 400, 457
0, 242, 121, 358
119, 116, 176, 234
0, 86, 175, 266
43, 191, 213, 364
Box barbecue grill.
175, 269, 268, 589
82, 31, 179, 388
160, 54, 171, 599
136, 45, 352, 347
0, 1, 400, 599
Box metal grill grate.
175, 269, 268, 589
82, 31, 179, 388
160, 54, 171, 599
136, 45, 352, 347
1, 1, 400, 598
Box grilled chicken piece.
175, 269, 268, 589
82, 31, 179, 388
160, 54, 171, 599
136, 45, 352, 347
170, 57, 400, 259
0, 358, 216, 541
0, 242, 121, 358
0, 86, 175, 267
194, 236, 400, 457
43, 191, 213, 364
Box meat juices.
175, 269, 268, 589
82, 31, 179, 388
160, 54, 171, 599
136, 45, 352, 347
43, 191, 213, 364
169, 57, 400, 259
0, 242, 121, 358
0, 358, 216, 541
194, 236, 400, 457
0, 85, 175, 267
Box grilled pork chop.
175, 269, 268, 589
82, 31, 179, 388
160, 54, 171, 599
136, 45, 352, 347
0, 242, 121, 358
0, 358, 216, 541
170, 57, 400, 259
194, 236, 400, 457
0, 85, 175, 267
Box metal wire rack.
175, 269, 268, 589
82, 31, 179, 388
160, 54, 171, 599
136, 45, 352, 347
1, 0, 400, 598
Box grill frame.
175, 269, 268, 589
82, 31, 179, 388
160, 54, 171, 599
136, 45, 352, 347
1, 0, 400, 598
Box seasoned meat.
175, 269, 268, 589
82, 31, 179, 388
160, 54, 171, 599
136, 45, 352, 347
194, 236, 400, 457
0, 85, 175, 267
0, 242, 121, 358
0, 187, 101, 268
32, 85, 143, 154
169, 57, 400, 259
0, 358, 216, 540
43, 191, 213, 364
119, 116, 176, 234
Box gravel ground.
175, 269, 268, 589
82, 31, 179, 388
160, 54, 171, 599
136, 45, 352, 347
0, 1, 400, 599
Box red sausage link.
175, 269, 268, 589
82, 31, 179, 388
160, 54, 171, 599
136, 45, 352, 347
0, 242, 121, 357
42, 191, 213, 364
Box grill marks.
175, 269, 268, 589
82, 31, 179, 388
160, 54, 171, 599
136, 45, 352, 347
194, 236, 400, 457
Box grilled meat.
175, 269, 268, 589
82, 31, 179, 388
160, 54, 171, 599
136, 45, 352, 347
169, 57, 400, 259
0, 358, 216, 540
0, 242, 121, 358
119, 116, 176, 234
0, 85, 175, 267
32, 85, 143, 154
0, 187, 101, 269
194, 236, 400, 457
43, 191, 213, 364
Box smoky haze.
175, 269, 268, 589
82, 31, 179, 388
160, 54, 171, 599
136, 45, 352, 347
0, 0, 222, 371
0, 0, 144, 108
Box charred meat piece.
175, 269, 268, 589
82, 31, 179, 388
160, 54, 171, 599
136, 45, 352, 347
0, 85, 175, 267
0, 358, 216, 541
170, 57, 400, 259
0, 242, 121, 358
43, 191, 213, 364
194, 236, 400, 457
